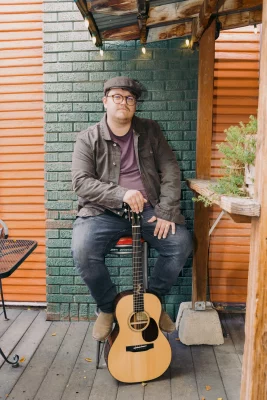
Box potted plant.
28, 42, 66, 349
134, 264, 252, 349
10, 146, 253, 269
193, 115, 257, 206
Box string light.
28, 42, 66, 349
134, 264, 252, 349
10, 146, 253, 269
84, 18, 89, 29
141, 46, 146, 54
92, 36, 96, 44
100, 48, 104, 56
254, 24, 258, 34
185, 38, 190, 47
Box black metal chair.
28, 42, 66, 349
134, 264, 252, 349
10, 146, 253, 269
0, 219, 37, 367
95, 236, 148, 369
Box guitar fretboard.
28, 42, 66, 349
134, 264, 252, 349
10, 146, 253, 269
132, 221, 144, 313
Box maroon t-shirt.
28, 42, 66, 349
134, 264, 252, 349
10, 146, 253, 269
109, 126, 150, 206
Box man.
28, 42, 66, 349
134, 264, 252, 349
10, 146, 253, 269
71, 76, 192, 341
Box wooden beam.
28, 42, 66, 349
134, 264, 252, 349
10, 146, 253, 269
87, 0, 138, 15
192, 20, 215, 310
191, 0, 217, 44
147, 0, 261, 28
219, 9, 262, 30
241, 0, 267, 398
74, 0, 102, 46
147, 0, 202, 27
137, 0, 149, 44
187, 179, 261, 216
101, 24, 140, 40
147, 21, 191, 42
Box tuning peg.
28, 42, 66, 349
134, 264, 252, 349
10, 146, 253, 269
124, 208, 128, 213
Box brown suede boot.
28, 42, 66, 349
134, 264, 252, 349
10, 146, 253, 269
159, 310, 176, 333
92, 312, 114, 341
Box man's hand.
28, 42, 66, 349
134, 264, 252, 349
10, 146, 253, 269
147, 216, 175, 239
123, 190, 147, 213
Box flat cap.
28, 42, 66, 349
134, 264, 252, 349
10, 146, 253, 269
104, 76, 142, 98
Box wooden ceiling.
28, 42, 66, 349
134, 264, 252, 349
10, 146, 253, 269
74, 0, 262, 47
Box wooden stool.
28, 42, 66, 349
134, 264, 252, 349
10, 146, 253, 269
95, 236, 148, 369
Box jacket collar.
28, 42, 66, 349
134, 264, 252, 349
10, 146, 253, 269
100, 113, 146, 140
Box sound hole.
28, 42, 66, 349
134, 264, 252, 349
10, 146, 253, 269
129, 312, 149, 331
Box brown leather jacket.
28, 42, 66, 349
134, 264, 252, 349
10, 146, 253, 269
72, 114, 185, 224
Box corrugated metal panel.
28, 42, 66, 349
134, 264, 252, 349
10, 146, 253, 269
0, 0, 46, 302
209, 26, 260, 303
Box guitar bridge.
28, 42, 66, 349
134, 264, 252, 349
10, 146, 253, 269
126, 344, 154, 353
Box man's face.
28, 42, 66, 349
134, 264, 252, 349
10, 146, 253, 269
102, 88, 136, 124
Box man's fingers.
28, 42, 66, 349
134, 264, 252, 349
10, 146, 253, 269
147, 216, 157, 223
171, 222, 176, 235
163, 223, 171, 239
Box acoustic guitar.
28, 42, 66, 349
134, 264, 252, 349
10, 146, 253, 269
104, 209, 172, 383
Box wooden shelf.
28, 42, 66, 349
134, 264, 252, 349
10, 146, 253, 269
187, 179, 261, 217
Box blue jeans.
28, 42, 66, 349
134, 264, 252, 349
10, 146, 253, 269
71, 208, 192, 313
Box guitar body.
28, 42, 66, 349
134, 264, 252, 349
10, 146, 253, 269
105, 291, 172, 383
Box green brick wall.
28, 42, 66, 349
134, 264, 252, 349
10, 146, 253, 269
44, 0, 198, 321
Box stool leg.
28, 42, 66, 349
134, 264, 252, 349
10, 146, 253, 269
0, 279, 8, 320
96, 340, 105, 369
142, 242, 148, 290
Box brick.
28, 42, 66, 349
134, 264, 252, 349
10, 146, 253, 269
44, 42, 72, 53
58, 153, 72, 162
74, 295, 94, 303
45, 172, 58, 181
90, 50, 121, 61
45, 93, 58, 102
44, 2, 72, 12
58, 31, 89, 42
73, 103, 103, 112
47, 267, 60, 276
73, 41, 97, 51
151, 111, 183, 121
104, 61, 136, 71
73, 61, 104, 71
60, 303, 70, 321
59, 112, 88, 122
60, 267, 77, 276
79, 303, 89, 321
57, 11, 81, 22
45, 113, 57, 122
168, 101, 190, 111
44, 74, 58, 83
74, 123, 88, 132
45, 123, 72, 133
59, 132, 77, 142
47, 258, 74, 267
45, 103, 72, 113
58, 93, 88, 102
46, 249, 59, 258
58, 72, 88, 82
47, 294, 74, 302
46, 200, 72, 210
43, 13, 57, 22
45, 83, 72, 92
59, 52, 89, 62
152, 91, 184, 101
89, 71, 118, 81
60, 248, 72, 257
44, 22, 73, 33
47, 285, 60, 294
73, 82, 103, 92
44, 63, 72, 73
61, 285, 88, 294
43, 32, 58, 42
70, 303, 79, 321
104, 41, 136, 50
121, 50, 153, 60
45, 153, 58, 162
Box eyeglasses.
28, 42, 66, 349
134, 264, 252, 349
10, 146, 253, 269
106, 94, 137, 106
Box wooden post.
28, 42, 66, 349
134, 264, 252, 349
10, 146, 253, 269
240, 3, 267, 399
192, 20, 215, 310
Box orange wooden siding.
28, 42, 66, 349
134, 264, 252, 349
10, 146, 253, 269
0, 0, 46, 302
209, 26, 260, 303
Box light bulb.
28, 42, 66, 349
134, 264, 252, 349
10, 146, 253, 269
100, 48, 104, 56
84, 18, 89, 28
142, 46, 146, 54
254, 24, 258, 34
92, 36, 96, 44
185, 38, 190, 47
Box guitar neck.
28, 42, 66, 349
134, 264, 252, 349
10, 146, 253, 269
132, 216, 144, 313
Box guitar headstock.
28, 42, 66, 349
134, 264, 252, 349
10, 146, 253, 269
123, 203, 141, 226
